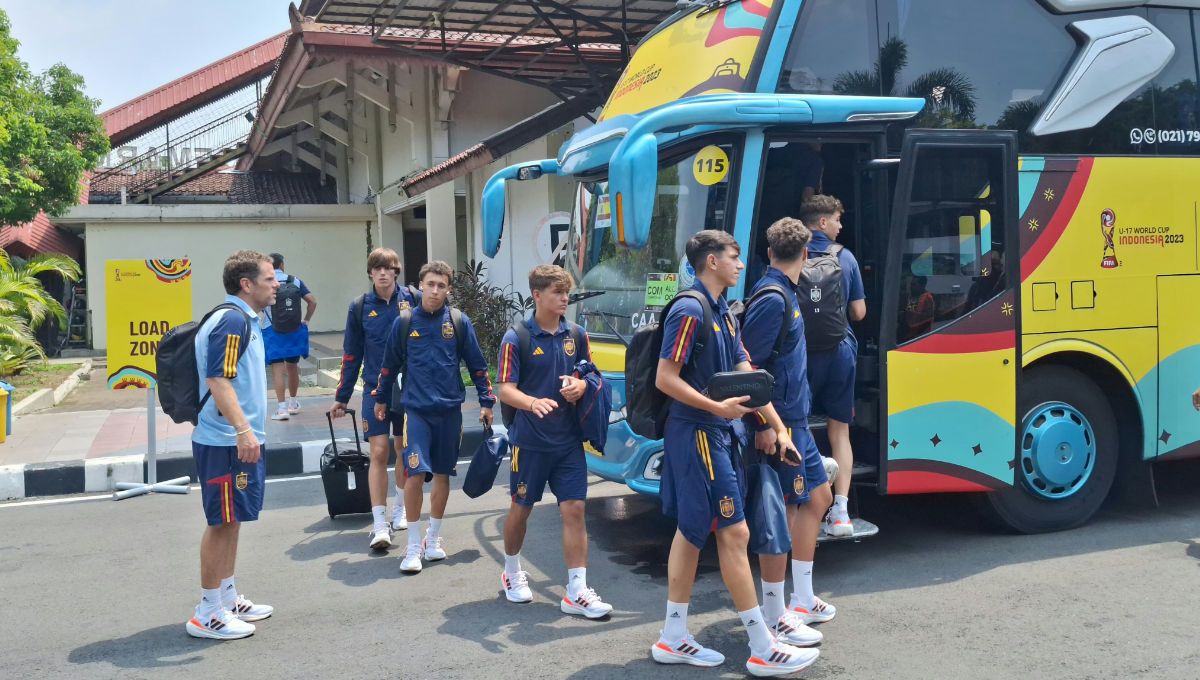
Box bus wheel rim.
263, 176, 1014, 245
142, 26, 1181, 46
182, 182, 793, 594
1018, 401, 1096, 500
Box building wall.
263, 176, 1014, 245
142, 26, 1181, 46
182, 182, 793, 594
449, 71, 561, 156
78, 206, 376, 349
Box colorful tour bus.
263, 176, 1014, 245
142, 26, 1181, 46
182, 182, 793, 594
482, 0, 1200, 533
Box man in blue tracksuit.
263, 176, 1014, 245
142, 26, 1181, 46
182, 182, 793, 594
332, 247, 417, 551
375, 260, 494, 575
742, 218, 837, 648
799, 195, 866, 536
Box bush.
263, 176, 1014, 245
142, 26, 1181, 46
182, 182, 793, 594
451, 259, 528, 366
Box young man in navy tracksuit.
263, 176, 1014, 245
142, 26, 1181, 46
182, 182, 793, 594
375, 260, 494, 575
742, 218, 837, 646
799, 194, 866, 536
650, 230, 817, 677
331, 247, 417, 551
496, 264, 613, 620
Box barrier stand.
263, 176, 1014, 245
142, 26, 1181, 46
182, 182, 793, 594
113, 386, 190, 500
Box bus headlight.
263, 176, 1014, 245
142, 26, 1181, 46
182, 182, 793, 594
644, 451, 664, 480
609, 407, 627, 424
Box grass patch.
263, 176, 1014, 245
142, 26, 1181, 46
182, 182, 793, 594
460, 366, 500, 389
1, 362, 83, 396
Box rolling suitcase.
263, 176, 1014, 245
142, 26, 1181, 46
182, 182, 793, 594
321, 409, 372, 519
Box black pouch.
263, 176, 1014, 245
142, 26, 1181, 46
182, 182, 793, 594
704, 369, 775, 408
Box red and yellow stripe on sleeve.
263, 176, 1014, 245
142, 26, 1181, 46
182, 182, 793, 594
671, 316, 697, 363
498, 343, 516, 382
223, 334, 241, 378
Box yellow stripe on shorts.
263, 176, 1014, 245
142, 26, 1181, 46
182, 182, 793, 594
696, 430, 714, 481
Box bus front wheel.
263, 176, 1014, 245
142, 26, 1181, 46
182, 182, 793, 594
982, 365, 1118, 533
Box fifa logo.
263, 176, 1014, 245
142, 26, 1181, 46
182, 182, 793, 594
1100, 209, 1119, 269
114, 268, 121, 282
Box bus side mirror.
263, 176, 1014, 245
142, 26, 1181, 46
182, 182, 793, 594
609, 133, 659, 250
481, 159, 560, 258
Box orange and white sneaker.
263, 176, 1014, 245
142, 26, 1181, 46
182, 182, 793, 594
790, 595, 837, 625
745, 640, 819, 677
230, 596, 274, 622
823, 504, 854, 537
560, 587, 613, 619
772, 610, 822, 646
186, 608, 255, 640
501, 570, 532, 603
651, 632, 725, 667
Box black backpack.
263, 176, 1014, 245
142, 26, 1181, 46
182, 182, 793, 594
798, 244, 848, 351
270, 275, 303, 333
500, 321, 586, 428
730, 283, 794, 372
624, 290, 715, 441
157, 303, 252, 425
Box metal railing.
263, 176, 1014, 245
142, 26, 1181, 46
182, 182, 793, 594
92, 101, 258, 197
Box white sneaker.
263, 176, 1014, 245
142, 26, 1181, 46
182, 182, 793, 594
771, 610, 822, 647
501, 570, 533, 603
229, 596, 274, 622
824, 504, 854, 537
390, 506, 407, 531
560, 587, 613, 619
288, 398, 301, 415
423, 535, 446, 561
400, 544, 423, 574
651, 633, 725, 667
186, 608, 255, 640
270, 404, 289, 421
369, 525, 392, 551
746, 640, 819, 677
790, 595, 837, 624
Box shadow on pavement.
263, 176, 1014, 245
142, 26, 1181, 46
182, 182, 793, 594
68, 623, 205, 670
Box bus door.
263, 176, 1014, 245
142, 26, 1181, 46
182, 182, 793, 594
881, 130, 1019, 495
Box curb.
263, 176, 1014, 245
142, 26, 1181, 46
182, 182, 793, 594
11, 359, 94, 417
0, 426, 487, 501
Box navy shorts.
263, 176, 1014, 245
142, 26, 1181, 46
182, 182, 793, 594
661, 419, 746, 549
267, 356, 300, 365
772, 424, 830, 505
509, 444, 587, 506
402, 408, 462, 482
807, 337, 857, 423
193, 442, 266, 526
362, 389, 403, 439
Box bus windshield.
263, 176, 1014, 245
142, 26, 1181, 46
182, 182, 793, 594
565, 141, 737, 342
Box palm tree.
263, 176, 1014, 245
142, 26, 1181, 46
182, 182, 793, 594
0, 247, 81, 374
833, 37, 977, 126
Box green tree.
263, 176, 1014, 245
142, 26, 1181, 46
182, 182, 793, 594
0, 8, 109, 228
833, 37, 978, 128
0, 247, 81, 375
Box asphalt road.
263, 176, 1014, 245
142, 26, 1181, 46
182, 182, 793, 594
4, 459, 1200, 679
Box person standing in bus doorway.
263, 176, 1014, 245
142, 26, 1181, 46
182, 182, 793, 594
742, 218, 836, 646
650, 230, 818, 677
331, 248, 416, 552
375, 261, 495, 574
798, 195, 866, 537
496, 265, 614, 618
264, 253, 317, 421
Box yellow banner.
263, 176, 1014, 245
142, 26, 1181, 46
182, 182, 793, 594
106, 259, 193, 389
599, 0, 774, 121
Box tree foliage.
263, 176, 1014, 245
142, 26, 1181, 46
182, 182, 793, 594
0, 246, 81, 375
0, 8, 109, 228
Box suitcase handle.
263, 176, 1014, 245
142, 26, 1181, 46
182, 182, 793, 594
326, 408, 361, 456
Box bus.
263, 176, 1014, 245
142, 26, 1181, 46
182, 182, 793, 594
481, 0, 1200, 534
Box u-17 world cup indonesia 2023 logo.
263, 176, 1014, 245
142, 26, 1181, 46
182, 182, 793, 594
1100, 208, 1119, 269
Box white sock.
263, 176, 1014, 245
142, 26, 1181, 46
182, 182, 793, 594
371, 505, 386, 528
408, 520, 423, 547
428, 517, 443, 541
739, 606, 773, 653
567, 567, 587, 597
761, 579, 785, 624
219, 576, 237, 609
504, 553, 522, 577
392, 486, 404, 510
663, 600, 689, 642
791, 560, 815, 609
833, 495, 849, 511
277, 400, 286, 410
198, 587, 222, 616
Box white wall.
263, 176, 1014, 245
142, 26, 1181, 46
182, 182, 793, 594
449, 71, 561, 156
78, 205, 376, 349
